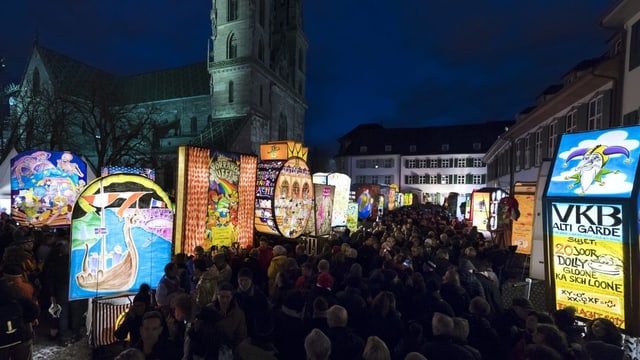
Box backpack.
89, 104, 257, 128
0, 297, 28, 349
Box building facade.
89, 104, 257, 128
603, 0, 640, 124
201, 0, 307, 155
336, 121, 512, 218
8, 0, 307, 191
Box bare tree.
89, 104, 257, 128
6, 77, 160, 171
2, 81, 59, 152
63, 78, 160, 170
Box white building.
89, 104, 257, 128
335, 121, 512, 218
602, 0, 640, 125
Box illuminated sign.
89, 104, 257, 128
207, 151, 257, 248
259, 141, 308, 162
313, 172, 351, 227
174, 147, 257, 253
356, 185, 380, 220
70, 174, 173, 300
255, 161, 284, 236
314, 184, 334, 236
255, 157, 313, 238
346, 202, 358, 233
470, 189, 507, 231
550, 202, 625, 328
512, 192, 535, 254
11, 150, 87, 227
388, 184, 398, 211
208, 152, 241, 246
547, 128, 640, 198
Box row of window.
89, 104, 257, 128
405, 174, 485, 185
355, 159, 395, 168
406, 158, 484, 169
520, 94, 603, 169
355, 175, 394, 185
354, 157, 485, 169
491, 93, 606, 178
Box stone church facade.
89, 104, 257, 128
11, 0, 307, 190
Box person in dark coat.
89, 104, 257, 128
0, 273, 40, 360
465, 296, 504, 359
43, 233, 85, 345
273, 291, 307, 360
235, 267, 269, 339
420, 312, 478, 360
114, 284, 152, 346
366, 291, 404, 352
439, 267, 470, 317
133, 311, 181, 360
325, 305, 364, 360
393, 321, 426, 360
474, 261, 503, 317
335, 276, 368, 336
305, 271, 338, 318
242, 248, 268, 295
305, 297, 329, 335
583, 317, 625, 360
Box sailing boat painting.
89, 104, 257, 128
69, 174, 173, 300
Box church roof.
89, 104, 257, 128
337, 120, 514, 156
119, 62, 210, 104
35, 45, 115, 97
32, 44, 209, 104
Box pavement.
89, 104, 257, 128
31, 308, 125, 360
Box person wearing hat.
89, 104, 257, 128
3, 226, 39, 291
266, 245, 287, 297
235, 267, 269, 339
494, 296, 534, 347
274, 291, 307, 360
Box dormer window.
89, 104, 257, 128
409, 145, 416, 152
441, 144, 449, 152
385, 145, 392, 152
359, 146, 367, 153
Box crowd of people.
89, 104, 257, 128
0, 212, 86, 359
0, 205, 628, 360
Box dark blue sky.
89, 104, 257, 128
0, 1, 616, 152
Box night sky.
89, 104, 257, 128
0, 1, 616, 153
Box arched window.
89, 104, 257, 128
190, 117, 198, 134
258, 38, 264, 62
280, 180, 289, 198
292, 182, 300, 198
228, 33, 237, 59
278, 112, 288, 139
259, 85, 264, 107
228, 81, 234, 103
32, 68, 41, 96
228, 0, 238, 21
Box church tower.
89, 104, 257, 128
204, 0, 308, 155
